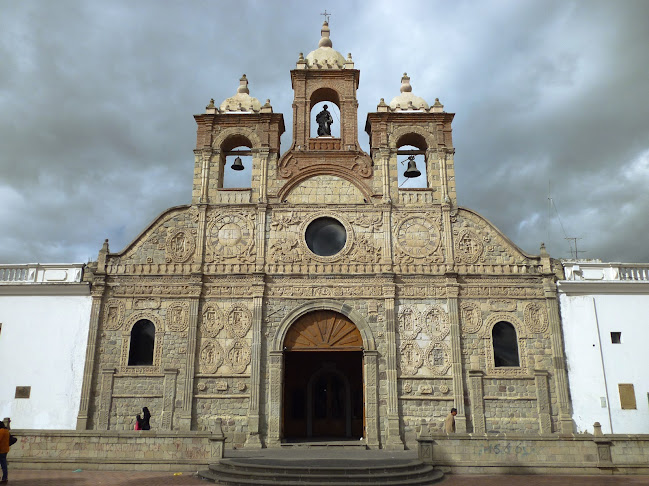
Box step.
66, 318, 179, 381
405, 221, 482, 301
280, 439, 368, 449
197, 457, 444, 485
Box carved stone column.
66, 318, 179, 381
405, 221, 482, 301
363, 350, 380, 449
534, 370, 552, 434
244, 284, 265, 448
76, 275, 106, 430
161, 368, 179, 430
544, 278, 574, 433
97, 367, 115, 430
468, 370, 485, 434
267, 350, 283, 447
255, 148, 270, 203
446, 276, 466, 432
383, 280, 404, 449
178, 276, 202, 430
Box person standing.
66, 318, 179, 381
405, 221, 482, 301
0, 421, 14, 483
141, 407, 151, 430
444, 408, 457, 434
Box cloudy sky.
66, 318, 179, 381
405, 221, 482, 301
1, 0, 648, 264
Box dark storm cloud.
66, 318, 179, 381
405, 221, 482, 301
1, 0, 648, 263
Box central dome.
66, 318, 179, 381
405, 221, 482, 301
305, 21, 346, 69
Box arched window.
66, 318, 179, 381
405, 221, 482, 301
220, 135, 253, 189
492, 321, 520, 367
310, 87, 341, 138
396, 133, 428, 189
128, 319, 155, 366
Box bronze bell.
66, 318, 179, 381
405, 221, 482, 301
403, 155, 421, 178
231, 156, 244, 171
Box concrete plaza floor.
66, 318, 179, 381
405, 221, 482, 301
6, 469, 649, 485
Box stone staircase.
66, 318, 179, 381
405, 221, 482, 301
197, 455, 443, 485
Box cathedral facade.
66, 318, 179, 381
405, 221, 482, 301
77, 22, 573, 449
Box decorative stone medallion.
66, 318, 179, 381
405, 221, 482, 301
395, 216, 440, 259
399, 341, 423, 376
103, 299, 125, 331
524, 302, 549, 333
423, 305, 449, 341
460, 302, 482, 334
425, 342, 451, 375
454, 229, 483, 264
201, 304, 224, 338
165, 229, 196, 263
198, 340, 224, 374
227, 339, 251, 374
398, 306, 421, 340
166, 302, 190, 332
207, 213, 254, 261
227, 304, 252, 338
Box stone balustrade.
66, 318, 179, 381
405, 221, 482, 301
0, 264, 84, 284
563, 261, 649, 282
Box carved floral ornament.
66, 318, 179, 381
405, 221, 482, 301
206, 212, 255, 263
165, 228, 196, 263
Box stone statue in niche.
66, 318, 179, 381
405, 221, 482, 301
316, 104, 333, 136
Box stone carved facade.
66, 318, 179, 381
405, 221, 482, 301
76, 22, 573, 449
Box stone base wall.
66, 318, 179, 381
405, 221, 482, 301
8, 430, 225, 471
418, 433, 649, 475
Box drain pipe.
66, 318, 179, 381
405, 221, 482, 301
592, 297, 614, 433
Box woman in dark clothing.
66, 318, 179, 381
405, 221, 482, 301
141, 407, 151, 430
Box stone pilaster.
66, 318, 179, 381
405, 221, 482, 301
244, 285, 265, 448
161, 368, 179, 430
178, 277, 202, 430
383, 280, 405, 449
267, 350, 283, 447
97, 367, 116, 430
544, 278, 574, 433
363, 350, 380, 449
446, 276, 466, 432
76, 276, 106, 430
468, 370, 485, 434
534, 370, 552, 434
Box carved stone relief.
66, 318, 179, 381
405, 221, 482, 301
165, 228, 196, 263
422, 305, 449, 342
398, 306, 421, 340
166, 302, 190, 332
201, 304, 224, 338
460, 302, 482, 334
227, 339, 252, 373
454, 229, 483, 264
395, 216, 441, 263
199, 340, 224, 374
103, 299, 125, 331
206, 213, 255, 263
399, 341, 423, 376
524, 302, 549, 333
227, 304, 252, 338
424, 342, 451, 375
133, 298, 161, 310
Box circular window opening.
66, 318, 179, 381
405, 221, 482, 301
305, 217, 347, 257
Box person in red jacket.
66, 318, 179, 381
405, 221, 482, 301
0, 421, 11, 483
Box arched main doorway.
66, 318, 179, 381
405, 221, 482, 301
282, 310, 364, 439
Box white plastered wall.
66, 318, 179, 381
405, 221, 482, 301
560, 289, 649, 434
0, 293, 91, 429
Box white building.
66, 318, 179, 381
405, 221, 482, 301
0, 264, 91, 429
558, 261, 649, 434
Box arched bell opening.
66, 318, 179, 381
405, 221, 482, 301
396, 133, 428, 189
310, 88, 341, 138
282, 310, 364, 440
219, 135, 253, 188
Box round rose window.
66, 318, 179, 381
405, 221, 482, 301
305, 217, 347, 257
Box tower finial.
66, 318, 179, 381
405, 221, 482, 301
320, 10, 331, 23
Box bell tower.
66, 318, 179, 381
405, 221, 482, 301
275, 21, 374, 202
